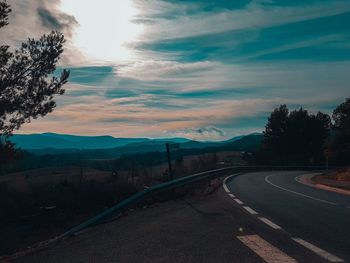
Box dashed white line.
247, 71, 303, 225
292, 238, 344, 262
237, 235, 297, 263
258, 217, 282, 230
229, 193, 235, 198
243, 206, 258, 215
265, 175, 337, 205
234, 198, 244, 205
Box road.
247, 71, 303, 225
7, 171, 350, 263
225, 171, 350, 262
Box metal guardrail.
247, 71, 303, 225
58, 165, 333, 238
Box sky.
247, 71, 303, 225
1, 0, 350, 140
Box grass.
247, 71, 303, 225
0, 150, 244, 256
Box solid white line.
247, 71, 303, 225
258, 217, 282, 230
265, 175, 337, 205
237, 235, 297, 263
292, 238, 344, 262
223, 184, 230, 193
234, 198, 244, 205
229, 193, 235, 198
223, 173, 241, 193
223, 174, 237, 182
243, 206, 258, 215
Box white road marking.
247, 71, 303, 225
243, 206, 258, 215
223, 174, 238, 182
258, 217, 282, 230
223, 173, 241, 194
229, 193, 235, 198
223, 184, 230, 193
292, 238, 344, 262
234, 198, 244, 205
237, 235, 297, 263
222, 174, 238, 193
265, 175, 337, 205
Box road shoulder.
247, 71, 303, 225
296, 173, 350, 196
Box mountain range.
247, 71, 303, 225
10, 132, 246, 150
10, 132, 263, 156
10, 133, 191, 150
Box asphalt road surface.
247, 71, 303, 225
7, 171, 350, 263
226, 171, 350, 262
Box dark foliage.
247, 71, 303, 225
333, 98, 350, 133
0, 0, 69, 136
0, 137, 20, 167
260, 105, 331, 165
0, 0, 69, 168
329, 98, 350, 164
0, 0, 10, 28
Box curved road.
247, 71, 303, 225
226, 171, 350, 262
7, 170, 350, 263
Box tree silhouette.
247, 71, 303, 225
333, 98, 350, 136
262, 105, 331, 165
262, 104, 289, 163
0, 0, 69, 137
331, 98, 350, 164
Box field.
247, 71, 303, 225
0, 151, 244, 256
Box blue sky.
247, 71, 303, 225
2, 0, 350, 140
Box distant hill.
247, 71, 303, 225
10, 133, 150, 149
220, 135, 245, 143
12, 132, 264, 157
225, 133, 263, 152
10, 133, 191, 150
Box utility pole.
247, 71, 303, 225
324, 150, 330, 172
166, 143, 174, 181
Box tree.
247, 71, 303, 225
261, 105, 331, 165
331, 98, 350, 164
262, 104, 289, 163
285, 107, 309, 161
0, 0, 69, 137
333, 98, 350, 136
308, 112, 331, 163
0, 139, 19, 174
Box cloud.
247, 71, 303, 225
2, 0, 77, 41
116, 60, 217, 81
5, 0, 350, 139
68, 66, 115, 85
169, 127, 225, 141
37, 6, 77, 33
1, 0, 87, 66
137, 0, 350, 41
31, 58, 349, 138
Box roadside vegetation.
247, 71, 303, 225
329, 168, 350, 182
0, 0, 69, 169
255, 98, 350, 167
0, 151, 242, 255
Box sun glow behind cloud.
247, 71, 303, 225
11, 0, 350, 139
60, 0, 143, 63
